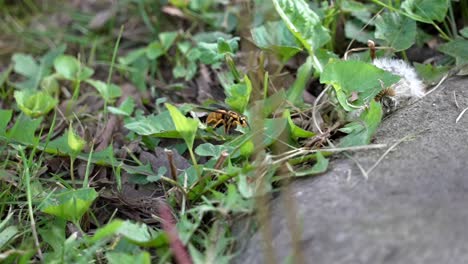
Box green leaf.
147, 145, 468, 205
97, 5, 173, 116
195, 143, 234, 159
54, 55, 94, 81
283, 109, 315, 140
169, 0, 188, 8
339, 100, 383, 147
0, 109, 13, 137
11, 46, 65, 90
345, 20, 374, 44
263, 118, 288, 146
401, 0, 449, 23
290, 152, 329, 177
7, 114, 42, 145
40, 188, 98, 222
0, 225, 18, 250
124, 111, 179, 138
414, 63, 450, 85
460, 27, 468, 38
14, 90, 58, 118
217, 38, 234, 55
119, 48, 146, 65
12, 53, 39, 78
86, 79, 122, 103
272, 0, 330, 53
251, 20, 302, 62
225, 76, 252, 113
287, 56, 313, 105
438, 38, 468, 64
165, 103, 198, 150
90, 220, 167, 247
106, 252, 151, 264
375, 12, 416, 51
159, 31, 178, 51
107, 97, 135, 116
67, 124, 86, 153
320, 59, 400, 109
146, 41, 164, 60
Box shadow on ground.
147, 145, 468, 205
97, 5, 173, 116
235, 76, 468, 264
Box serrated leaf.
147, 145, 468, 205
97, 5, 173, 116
272, 0, 330, 53
401, 0, 449, 23
375, 12, 416, 51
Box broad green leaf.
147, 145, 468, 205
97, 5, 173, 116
341, 0, 373, 24
460, 27, 468, 38
12, 53, 38, 78
287, 56, 313, 105
124, 111, 179, 138
86, 79, 122, 103
195, 143, 234, 159
106, 252, 151, 264
166, 103, 198, 149
107, 97, 135, 116
11, 46, 65, 90
263, 118, 288, 146
41, 75, 60, 95
14, 90, 58, 118
339, 100, 383, 147
39, 218, 66, 254
217, 38, 234, 55
0, 225, 18, 250
320, 59, 400, 109
401, 0, 449, 23
272, 0, 330, 53
90, 220, 168, 247
283, 109, 315, 140
119, 48, 146, 65
67, 125, 86, 153
0, 109, 13, 137
438, 38, 468, 64
375, 12, 416, 51
7, 114, 42, 145
40, 188, 98, 222
414, 63, 450, 85
290, 152, 329, 177
196, 42, 224, 64
146, 41, 164, 60
225, 75, 252, 113
169, 0, 188, 8
54, 55, 94, 81
251, 20, 302, 62
345, 20, 374, 44
159, 31, 178, 51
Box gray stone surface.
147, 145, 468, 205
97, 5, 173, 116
234, 77, 468, 264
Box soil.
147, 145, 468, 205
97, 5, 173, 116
234, 76, 468, 264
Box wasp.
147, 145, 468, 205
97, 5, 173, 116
197, 106, 249, 134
